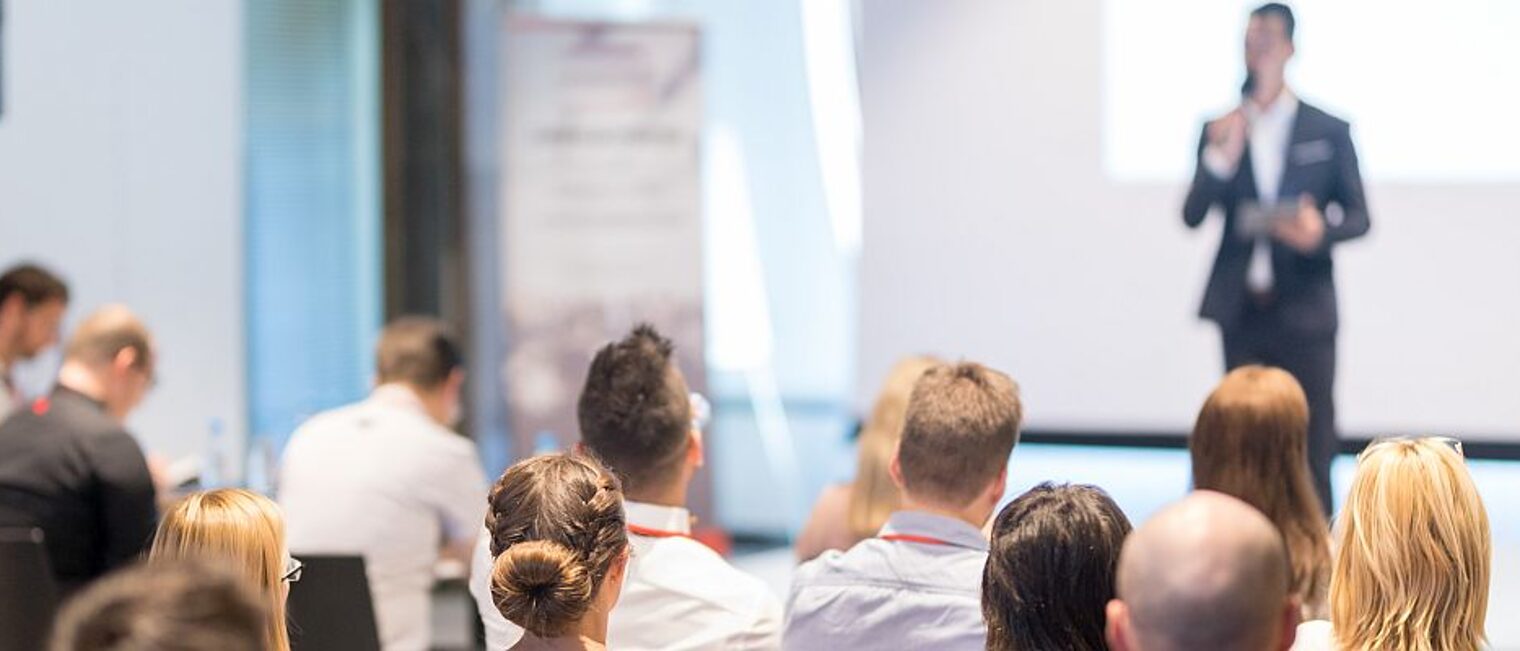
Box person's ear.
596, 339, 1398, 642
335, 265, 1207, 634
888, 451, 905, 491
686, 427, 704, 470
1106, 600, 1132, 651
112, 347, 139, 377
989, 466, 1008, 504
447, 367, 466, 393
1277, 597, 1301, 651
572, 441, 587, 457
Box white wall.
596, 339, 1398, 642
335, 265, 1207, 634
0, 0, 244, 460
860, 0, 1520, 439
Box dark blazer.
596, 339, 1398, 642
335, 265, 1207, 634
1182, 100, 1371, 337
0, 387, 157, 595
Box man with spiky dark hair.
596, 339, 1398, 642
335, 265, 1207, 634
472, 324, 782, 651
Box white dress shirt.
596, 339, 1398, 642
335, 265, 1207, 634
279, 384, 488, 651
1204, 88, 1300, 293
782, 510, 989, 650
471, 500, 783, 651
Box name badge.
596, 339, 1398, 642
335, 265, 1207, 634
1290, 139, 1333, 166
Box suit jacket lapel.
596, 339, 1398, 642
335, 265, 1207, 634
1276, 103, 1315, 203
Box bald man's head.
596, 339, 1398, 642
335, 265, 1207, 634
58, 306, 157, 424
1106, 491, 1298, 651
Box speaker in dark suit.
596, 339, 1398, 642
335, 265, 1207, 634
1183, 3, 1371, 514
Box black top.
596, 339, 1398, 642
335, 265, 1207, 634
1182, 100, 1372, 337
0, 386, 157, 595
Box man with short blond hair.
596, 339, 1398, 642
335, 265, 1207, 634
783, 361, 1023, 650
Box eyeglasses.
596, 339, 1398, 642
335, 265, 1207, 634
1359, 436, 1464, 460
282, 556, 304, 583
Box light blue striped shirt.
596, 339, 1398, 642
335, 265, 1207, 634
782, 510, 989, 650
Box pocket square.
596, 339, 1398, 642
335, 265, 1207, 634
1291, 139, 1333, 165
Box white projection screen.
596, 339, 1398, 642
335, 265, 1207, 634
859, 0, 1520, 441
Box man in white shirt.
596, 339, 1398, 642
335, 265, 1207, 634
1106, 491, 1299, 651
0, 264, 69, 421
279, 317, 488, 651
1182, 3, 1371, 514
783, 361, 1022, 650
471, 324, 782, 650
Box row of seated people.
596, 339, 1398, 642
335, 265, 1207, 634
0, 261, 1494, 650
44, 426, 1487, 650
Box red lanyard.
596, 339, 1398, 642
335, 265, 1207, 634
628, 524, 693, 540
879, 533, 957, 547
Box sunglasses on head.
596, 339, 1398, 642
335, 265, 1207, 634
1359, 435, 1463, 460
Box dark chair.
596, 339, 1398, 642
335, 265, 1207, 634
0, 527, 60, 651
285, 554, 382, 651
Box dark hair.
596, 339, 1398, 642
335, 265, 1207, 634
576, 324, 692, 493
1251, 3, 1295, 41
0, 263, 69, 307
983, 483, 1132, 651
898, 361, 1022, 506
487, 454, 628, 638
1191, 365, 1331, 615
49, 560, 268, 651
375, 316, 463, 389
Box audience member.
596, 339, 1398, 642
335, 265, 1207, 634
472, 324, 783, 650
0, 306, 157, 594
279, 316, 488, 651
49, 559, 268, 651
1292, 437, 1490, 651
1107, 491, 1299, 651
783, 361, 1022, 650
486, 453, 630, 651
983, 482, 1131, 651
150, 488, 295, 651
795, 355, 940, 561
0, 263, 69, 421
1191, 365, 1332, 617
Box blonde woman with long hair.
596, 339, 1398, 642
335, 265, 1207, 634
1191, 365, 1332, 618
795, 356, 940, 561
149, 488, 295, 651
1293, 437, 1491, 651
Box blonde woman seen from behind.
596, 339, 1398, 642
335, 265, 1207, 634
1292, 437, 1490, 651
487, 453, 630, 651
795, 356, 940, 562
149, 488, 295, 651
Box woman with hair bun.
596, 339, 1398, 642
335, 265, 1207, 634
487, 453, 630, 650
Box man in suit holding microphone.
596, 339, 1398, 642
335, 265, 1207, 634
1184, 3, 1370, 514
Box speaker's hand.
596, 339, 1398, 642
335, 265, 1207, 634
1205, 109, 1248, 168
1274, 194, 1327, 254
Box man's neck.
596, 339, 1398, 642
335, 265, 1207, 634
1249, 76, 1288, 110
898, 496, 989, 530
625, 479, 688, 509
56, 362, 107, 403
